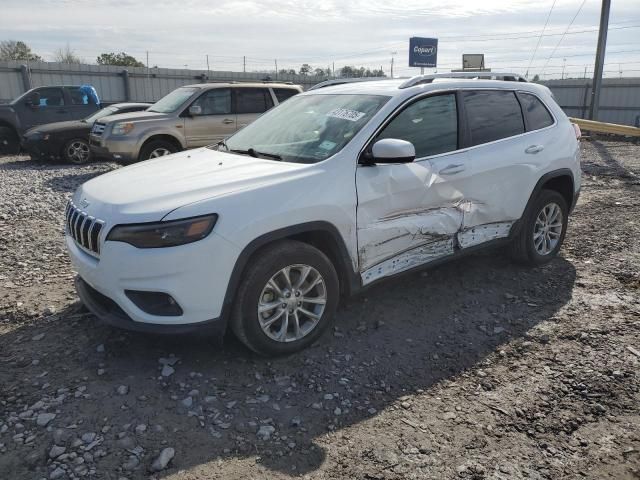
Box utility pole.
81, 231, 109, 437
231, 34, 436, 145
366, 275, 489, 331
243, 56, 246, 73
561, 58, 566, 79
206, 54, 210, 80
390, 51, 397, 78
146, 51, 149, 80
589, 0, 611, 120
332, 62, 335, 77
274, 59, 278, 79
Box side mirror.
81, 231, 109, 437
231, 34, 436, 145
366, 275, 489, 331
26, 93, 40, 108
188, 105, 202, 116
370, 138, 416, 164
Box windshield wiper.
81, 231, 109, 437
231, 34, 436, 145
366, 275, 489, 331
228, 147, 282, 161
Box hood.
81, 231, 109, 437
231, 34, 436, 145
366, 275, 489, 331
26, 120, 89, 135
77, 148, 313, 221
97, 110, 169, 125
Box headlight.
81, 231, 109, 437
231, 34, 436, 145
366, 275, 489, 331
112, 122, 135, 135
106, 214, 217, 248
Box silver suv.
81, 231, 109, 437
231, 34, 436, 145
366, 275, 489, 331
89, 82, 302, 163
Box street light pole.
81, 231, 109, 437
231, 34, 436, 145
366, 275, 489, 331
589, 0, 611, 120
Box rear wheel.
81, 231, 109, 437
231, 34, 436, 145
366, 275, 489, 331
139, 140, 178, 161
509, 189, 568, 265
63, 138, 91, 164
0, 126, 20, 156
231, 240, 339, 356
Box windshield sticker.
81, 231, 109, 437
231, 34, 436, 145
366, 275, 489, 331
318, 140, 337, 150
326, 108, 366, 122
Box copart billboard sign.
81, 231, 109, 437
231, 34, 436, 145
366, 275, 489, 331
409, 37, 438, 68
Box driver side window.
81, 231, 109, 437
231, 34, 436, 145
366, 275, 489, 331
377, 93, 458, 159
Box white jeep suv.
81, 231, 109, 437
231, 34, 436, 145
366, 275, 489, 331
66, 72, 581, 356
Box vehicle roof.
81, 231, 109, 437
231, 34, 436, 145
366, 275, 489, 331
181, 82, 301, 89
302, 78, 550, 98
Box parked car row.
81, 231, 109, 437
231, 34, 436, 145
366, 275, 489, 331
0, 82, 302, 163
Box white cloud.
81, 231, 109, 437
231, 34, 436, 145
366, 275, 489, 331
1, 0, 639, 78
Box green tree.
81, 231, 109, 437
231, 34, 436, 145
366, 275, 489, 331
532, 74, 540, 82
278, 68, 296, 75
0, 40, 42, 61
299, 63, 312, 76
96, 52, 145, 67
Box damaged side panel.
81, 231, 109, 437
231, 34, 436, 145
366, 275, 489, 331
361, 238, 454, 285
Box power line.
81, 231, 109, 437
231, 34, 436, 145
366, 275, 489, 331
541, 0, 588, 75
526, 0, 557, 78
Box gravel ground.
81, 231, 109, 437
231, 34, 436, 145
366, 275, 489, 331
0, 140, 638, 480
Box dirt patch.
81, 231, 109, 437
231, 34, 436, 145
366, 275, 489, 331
0, 140, 638, 479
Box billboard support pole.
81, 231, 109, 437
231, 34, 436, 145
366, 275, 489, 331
589, 0, 611, 120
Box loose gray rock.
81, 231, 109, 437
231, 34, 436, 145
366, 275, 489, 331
49, 467, 65, 479
122, 455, 140, 471
257, 425, 275, 441
36, 413, 56, 427
150, 447, 175, 472
161, 365, 175, 377
116, 385, 129, 395
49, 445, 66, 458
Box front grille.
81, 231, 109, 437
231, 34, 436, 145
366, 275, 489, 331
91, 122, 106, 136
65, 201, 105, 255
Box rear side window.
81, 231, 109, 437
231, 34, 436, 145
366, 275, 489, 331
377, 93, 458, 158
462, 90, 524, 146
273, 88, 298, 103
65, 87, 88, 105
32, 88, 65, 107
192, 88, 231, 115
235, 88, 272, 114
518, 92, 554, 131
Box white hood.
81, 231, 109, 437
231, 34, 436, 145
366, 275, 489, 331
75, 148, 311, 222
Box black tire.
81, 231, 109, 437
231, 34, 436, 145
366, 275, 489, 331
138, 140, 178, 161
230, 240, 339, 356
63, 138, 92, 164
0, 126, 20, 156
509, 189, 569, 266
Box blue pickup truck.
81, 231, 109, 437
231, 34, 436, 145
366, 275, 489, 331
0, 85, 100, 155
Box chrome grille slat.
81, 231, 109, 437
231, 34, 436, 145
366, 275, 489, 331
65, 201, 104, 256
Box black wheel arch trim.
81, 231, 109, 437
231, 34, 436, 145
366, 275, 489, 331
510, 168, 577, 238
219, 221, 360, 327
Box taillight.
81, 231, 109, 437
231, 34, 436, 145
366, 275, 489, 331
572, 123, 582, 139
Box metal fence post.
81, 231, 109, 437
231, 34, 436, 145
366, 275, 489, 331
122, 69, 131, 101
20, 64, 32, 92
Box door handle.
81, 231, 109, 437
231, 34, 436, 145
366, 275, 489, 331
439, 163, 465, 175
525, 144, 544, 154
222, 119, 234, 124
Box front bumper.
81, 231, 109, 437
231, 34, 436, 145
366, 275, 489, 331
89, 134, 137, 163
66, 230, 241, 332
22, 137, 57, 160
75, 276, 224, 334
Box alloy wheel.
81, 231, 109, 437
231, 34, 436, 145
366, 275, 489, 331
533, 202, 563, 255
67, 140, 90, 164
149, 147, 172, 158
257, 264, 327, 343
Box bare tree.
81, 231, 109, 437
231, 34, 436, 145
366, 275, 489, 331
54, 44, 83, 64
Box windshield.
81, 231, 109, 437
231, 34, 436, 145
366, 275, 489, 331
84, 106, 119, 124
221, 94, 389, 163
148, 87, 198, 113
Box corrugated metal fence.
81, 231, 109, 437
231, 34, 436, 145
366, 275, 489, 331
541, 78, 640, 127
1, 61, 640, 126
0, 61, 325, 104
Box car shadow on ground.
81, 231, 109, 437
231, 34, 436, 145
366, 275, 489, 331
0, 250, 576, 478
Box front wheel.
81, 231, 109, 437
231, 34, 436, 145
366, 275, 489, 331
138, 140, 178, 161
509, 189, 569, 265
231, 240, 339, 356
63, 138, 91, 164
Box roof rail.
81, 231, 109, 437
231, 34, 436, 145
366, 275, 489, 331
308, 77, 389, 91
398, 72, 527, 89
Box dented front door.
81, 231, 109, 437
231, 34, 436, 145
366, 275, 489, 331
356, 150, 473, 285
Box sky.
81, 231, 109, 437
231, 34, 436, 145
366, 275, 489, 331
1, 0, 639, 79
